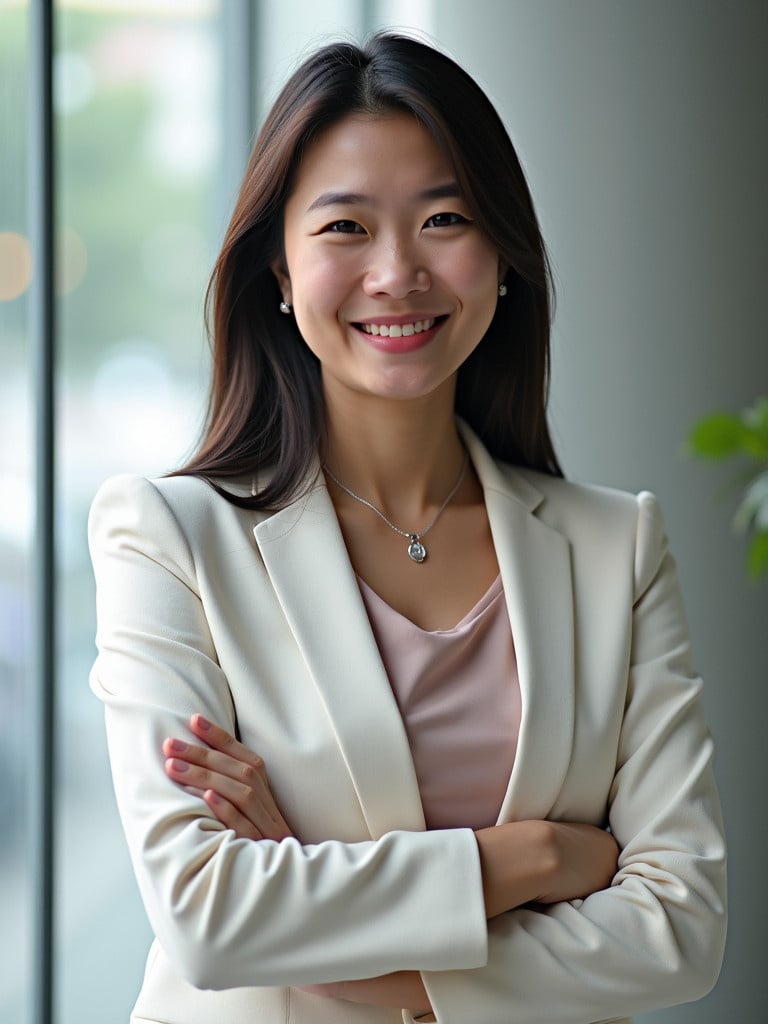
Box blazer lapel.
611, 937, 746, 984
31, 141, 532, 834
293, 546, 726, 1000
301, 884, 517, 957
463, 429, 576, 823
252, 473, 426, 839
251, 425, 576, 836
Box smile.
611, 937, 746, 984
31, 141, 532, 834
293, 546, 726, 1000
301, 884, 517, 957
357, 316, 443, 338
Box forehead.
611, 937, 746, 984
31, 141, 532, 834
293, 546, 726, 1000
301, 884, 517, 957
288, 112, 457, 206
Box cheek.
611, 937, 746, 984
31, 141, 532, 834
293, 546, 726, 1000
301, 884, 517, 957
288, 251, 359, 359
437, 238, 499, 300
289, 248, 358, 316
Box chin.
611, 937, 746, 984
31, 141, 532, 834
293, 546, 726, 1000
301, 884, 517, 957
359, 367, 455, 402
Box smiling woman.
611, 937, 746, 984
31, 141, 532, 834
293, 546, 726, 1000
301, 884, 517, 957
87, 32, 726, 1024
273, 113, 501, 407
173, 33, 559, 515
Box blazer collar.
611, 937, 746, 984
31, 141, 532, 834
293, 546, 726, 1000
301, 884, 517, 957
253, 425, 575, 834
253, 472, 426, 839
460, 427, 575, 823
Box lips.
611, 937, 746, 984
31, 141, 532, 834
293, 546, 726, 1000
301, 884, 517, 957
352, 315, 448, 353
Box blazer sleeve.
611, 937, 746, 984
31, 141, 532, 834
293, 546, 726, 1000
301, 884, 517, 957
416, 491, 727, 1024
88, 474, 488, 991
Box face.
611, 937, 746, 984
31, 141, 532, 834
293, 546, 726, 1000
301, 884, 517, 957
273, 112, 503, 407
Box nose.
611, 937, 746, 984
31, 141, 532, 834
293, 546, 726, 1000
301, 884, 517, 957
362, 237, 430, 299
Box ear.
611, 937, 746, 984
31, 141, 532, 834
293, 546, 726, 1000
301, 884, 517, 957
498, 259, 509, 287
270, 258, 292, 306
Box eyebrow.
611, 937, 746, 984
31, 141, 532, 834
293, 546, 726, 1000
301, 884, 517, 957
306, 182, 462, 213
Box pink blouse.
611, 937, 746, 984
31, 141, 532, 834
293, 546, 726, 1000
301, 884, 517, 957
357, 575, 522, 831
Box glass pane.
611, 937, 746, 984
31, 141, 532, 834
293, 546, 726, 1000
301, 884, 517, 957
254, 0, 364, 120
54, 2, 224, 1020
0, 1, 32, 1021
50, 3, 446, 1020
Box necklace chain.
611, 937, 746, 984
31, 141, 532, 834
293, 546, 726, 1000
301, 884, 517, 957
322, 450, 469, 563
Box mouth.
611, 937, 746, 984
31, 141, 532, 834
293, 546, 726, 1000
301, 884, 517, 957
351, 314, 448, 354
354, 315, 447, 338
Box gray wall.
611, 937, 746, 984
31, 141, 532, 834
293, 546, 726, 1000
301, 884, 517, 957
434, 2, 767, 1020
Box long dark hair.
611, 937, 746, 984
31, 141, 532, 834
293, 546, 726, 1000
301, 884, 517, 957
173, 33, 562, 508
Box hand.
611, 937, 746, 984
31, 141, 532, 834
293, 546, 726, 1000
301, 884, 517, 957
533, 821, 619, 905
475, 819, 618, 918
163, 714, 293, 841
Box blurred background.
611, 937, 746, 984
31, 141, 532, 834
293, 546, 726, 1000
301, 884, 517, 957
1, 1, 766, 1021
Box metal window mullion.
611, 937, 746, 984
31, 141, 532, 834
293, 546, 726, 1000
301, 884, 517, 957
29, 1, 56, 1023
219, 0, 256, 231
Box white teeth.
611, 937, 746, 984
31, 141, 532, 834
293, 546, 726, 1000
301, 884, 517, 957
360, 318, 436, 337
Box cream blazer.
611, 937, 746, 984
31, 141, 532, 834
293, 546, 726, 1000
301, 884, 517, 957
89, 426, 726, 1024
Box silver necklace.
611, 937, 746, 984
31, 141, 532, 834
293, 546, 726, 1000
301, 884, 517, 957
323, 451, 469, 563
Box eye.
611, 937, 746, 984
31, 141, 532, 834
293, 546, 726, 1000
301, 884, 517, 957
424, 211, 469, 228
324, 220, 365, 234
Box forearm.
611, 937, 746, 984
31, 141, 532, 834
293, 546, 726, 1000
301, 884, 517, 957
474, 820, 547, 916
474, 819, 618, 918
422, 854, 726, 1024
110, 798, 487, 989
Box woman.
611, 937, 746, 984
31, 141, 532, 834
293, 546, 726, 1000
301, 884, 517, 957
89, 33, 726, 1024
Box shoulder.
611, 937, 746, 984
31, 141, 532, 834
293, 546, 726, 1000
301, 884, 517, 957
501, 462, 657, 522
463, 421, 658, 537
501, 464, 668, 597
88, 476, 197, 585
89, 473, 212, 540
89, 472, 268, 530
88, 473, 270, 580
507, 466, 647, 516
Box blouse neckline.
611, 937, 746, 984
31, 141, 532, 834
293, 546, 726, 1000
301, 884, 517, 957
356, 572, 503, 636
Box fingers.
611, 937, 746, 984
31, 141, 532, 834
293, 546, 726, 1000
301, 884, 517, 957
166, 760, 292, 840
161, 734, 259, 782
189, 713, 266, 772
162, 718, 293, 842
163, 753, 291, 836
203, 790, 264, 841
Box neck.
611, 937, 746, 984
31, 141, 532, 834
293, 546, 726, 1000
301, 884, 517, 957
322, 383, 467, 518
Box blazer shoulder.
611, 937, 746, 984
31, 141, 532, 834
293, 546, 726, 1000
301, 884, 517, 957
506, 465, 644, 520
90, 472, 268, 534
508, 466, 670, 597
89, 472, 207, 535
88, 473, 279, 589
87, 475, 201, 587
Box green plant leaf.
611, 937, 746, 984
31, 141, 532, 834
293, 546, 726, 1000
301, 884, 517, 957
747, 530, 768, 580
687, 398, 768, 582
743, 397, 768, 432
688, 413, 749, 459
740, 400, 768, 459
733, 470, 768, 533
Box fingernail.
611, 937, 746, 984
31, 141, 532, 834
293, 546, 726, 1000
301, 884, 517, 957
205, 790, 221, 804
168, 758, 189, 772
194, 714, 211, 731
168, 738, 188, 752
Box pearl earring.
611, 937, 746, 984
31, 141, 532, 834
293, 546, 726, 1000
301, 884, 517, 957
498, 283, 507, 297
279, 300, 293, 315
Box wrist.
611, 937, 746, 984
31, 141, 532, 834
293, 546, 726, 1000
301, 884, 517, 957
474, 820, 550, 917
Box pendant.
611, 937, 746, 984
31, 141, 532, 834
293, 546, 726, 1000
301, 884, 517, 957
407, 535, 427, 563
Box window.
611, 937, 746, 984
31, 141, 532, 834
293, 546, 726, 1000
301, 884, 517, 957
1, 3, 434, 1020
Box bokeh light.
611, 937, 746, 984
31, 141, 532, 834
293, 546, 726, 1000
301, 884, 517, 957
0, 232, 32, 301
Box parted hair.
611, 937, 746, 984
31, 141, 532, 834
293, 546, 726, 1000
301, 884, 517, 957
173, 32, 562, 507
